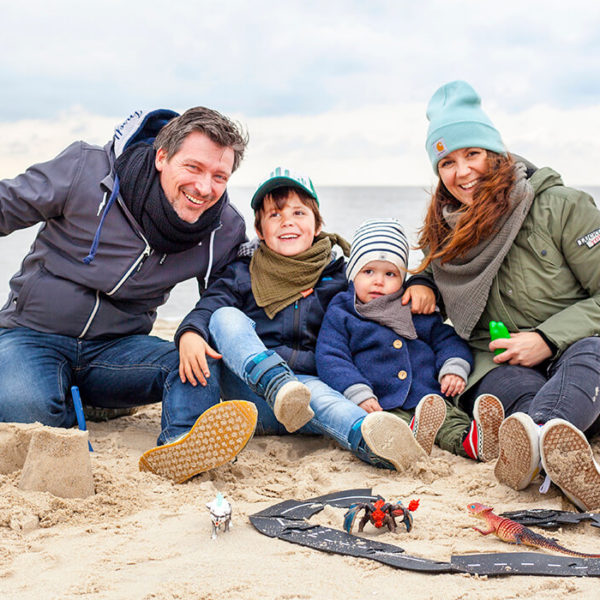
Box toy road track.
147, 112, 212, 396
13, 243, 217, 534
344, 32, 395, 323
250, 489, 600, 577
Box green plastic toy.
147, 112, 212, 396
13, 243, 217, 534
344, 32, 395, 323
489, 321, 510, 355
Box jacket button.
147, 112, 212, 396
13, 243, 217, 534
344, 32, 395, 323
393, 339, 403, 349
398, 370, 407, 380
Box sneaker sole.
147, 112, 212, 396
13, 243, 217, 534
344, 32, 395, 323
361, 412, 426, 472
473, 394, 504, 462
494, 413, 540, 490
540, 419, 600, 511
412, 394, 447, 455
139, 400, 258, 484
273, 381, 314, 433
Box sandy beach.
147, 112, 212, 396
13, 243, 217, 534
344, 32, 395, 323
1, 321, 599, 600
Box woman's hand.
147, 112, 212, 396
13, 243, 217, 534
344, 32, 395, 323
490, 331, 552, 367
178, 331, 223, 386
358, 398, 383, 413
401, 285, 436, 314
440, 374, 465, 397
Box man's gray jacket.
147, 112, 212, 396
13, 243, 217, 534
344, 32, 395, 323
0, 109, 246, 339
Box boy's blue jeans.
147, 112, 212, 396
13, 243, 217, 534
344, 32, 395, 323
202, 307, 368, 453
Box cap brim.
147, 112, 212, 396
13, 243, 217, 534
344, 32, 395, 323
250, 176, 318, 209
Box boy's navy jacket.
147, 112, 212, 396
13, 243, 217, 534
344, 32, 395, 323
315, 286, 473, 410
175, 254, 347, 375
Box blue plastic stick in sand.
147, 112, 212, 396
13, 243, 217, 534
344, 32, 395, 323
71, 386, 93, 452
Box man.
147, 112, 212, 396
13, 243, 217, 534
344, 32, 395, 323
0, 107, 258, 481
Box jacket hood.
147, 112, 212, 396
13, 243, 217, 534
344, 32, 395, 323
527, 166, 564, 196
113, 109, 180, 158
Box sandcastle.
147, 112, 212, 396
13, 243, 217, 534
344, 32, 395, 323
0, 423, 94, 498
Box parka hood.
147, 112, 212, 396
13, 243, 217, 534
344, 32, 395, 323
113, 109, 180, 158
528, 166, 564, 196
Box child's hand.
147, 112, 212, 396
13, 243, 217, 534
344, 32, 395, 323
440, 374, 465, 397
401, 285, 436, 314
178, 331, 222, 386
359, 398, 383, 413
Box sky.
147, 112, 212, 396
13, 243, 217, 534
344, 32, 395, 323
2, 1, 600, 187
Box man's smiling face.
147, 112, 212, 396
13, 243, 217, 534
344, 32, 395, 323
155, 130, 235, 223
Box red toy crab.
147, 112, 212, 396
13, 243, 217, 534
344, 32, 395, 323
343, 498, 419, 534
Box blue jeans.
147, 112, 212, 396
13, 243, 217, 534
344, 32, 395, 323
0, 327, 212, 445
468, 337, 600, 433
204, 307, 368, 454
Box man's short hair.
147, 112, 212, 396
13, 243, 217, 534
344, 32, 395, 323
153, 107, 248, 172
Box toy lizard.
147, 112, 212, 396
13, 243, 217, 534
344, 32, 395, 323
467, 503, 600, 558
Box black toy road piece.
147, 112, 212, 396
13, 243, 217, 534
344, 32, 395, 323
249, 489, 600, 577
501, 508, 600, 530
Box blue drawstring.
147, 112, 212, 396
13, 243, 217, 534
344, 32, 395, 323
83, 173, 120, 264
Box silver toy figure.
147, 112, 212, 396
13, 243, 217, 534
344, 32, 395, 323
206, 493, 232, 539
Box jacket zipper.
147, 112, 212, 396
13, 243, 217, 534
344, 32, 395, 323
79, 290, 101, 338
106, 242, 152, 296
288, 300, 301, 366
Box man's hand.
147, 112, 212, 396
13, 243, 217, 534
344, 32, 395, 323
490, 331, 552, 368
440, 374, 465, 397
401, 284, 436, 314
358, 397, 383, 413
178, 331, 222, 386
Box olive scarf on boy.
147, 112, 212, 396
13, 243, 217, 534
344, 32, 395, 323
250, 232, 350, 319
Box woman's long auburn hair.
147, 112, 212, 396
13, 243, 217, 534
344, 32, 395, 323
414, 151, 516, 272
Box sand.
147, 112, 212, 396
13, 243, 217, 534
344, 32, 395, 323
0, 321, 599, 600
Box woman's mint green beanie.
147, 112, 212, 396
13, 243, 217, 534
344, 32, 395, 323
426, 80, 505, 172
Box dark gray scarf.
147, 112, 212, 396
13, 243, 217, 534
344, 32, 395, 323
354, 286, 417, 339
115, 143, 225, 254
431, 162, 535, 339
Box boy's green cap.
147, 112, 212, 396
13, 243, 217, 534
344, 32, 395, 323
250, 166, 319, 209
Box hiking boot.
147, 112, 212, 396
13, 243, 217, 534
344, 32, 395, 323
494, 412, 540, 490
409, 394, 447, 455
462, 394, 504, 462
540, 418, 600, 511
139, 400, 257, 484
361, 412, 426, 472
83, 405, 139, 422
245, 351, 313, 433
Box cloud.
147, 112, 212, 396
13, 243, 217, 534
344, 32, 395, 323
2, 2, 600, 184
2, 98, 600, 187
3, 1, 600, 119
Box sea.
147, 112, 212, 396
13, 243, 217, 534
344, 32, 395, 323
2, 185, 599, 323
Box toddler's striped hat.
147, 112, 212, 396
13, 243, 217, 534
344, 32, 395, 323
346, 219, 409, 282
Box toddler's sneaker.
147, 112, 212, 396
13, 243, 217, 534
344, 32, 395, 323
361, 412, 426, 472
272, 380, 314, 433
540, 418, 600, 511
462, 394, 504, 462
139, 400, 257, 483
494, 412, 540, 490
409, 394, 447, 455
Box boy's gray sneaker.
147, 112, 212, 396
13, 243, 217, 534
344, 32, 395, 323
361, 411, 426, 472
273, 380, 314, 433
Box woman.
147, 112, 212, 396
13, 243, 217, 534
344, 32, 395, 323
406, 80, 600, 511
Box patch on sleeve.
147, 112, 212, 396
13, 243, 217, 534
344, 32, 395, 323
576, 228, 600, 248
